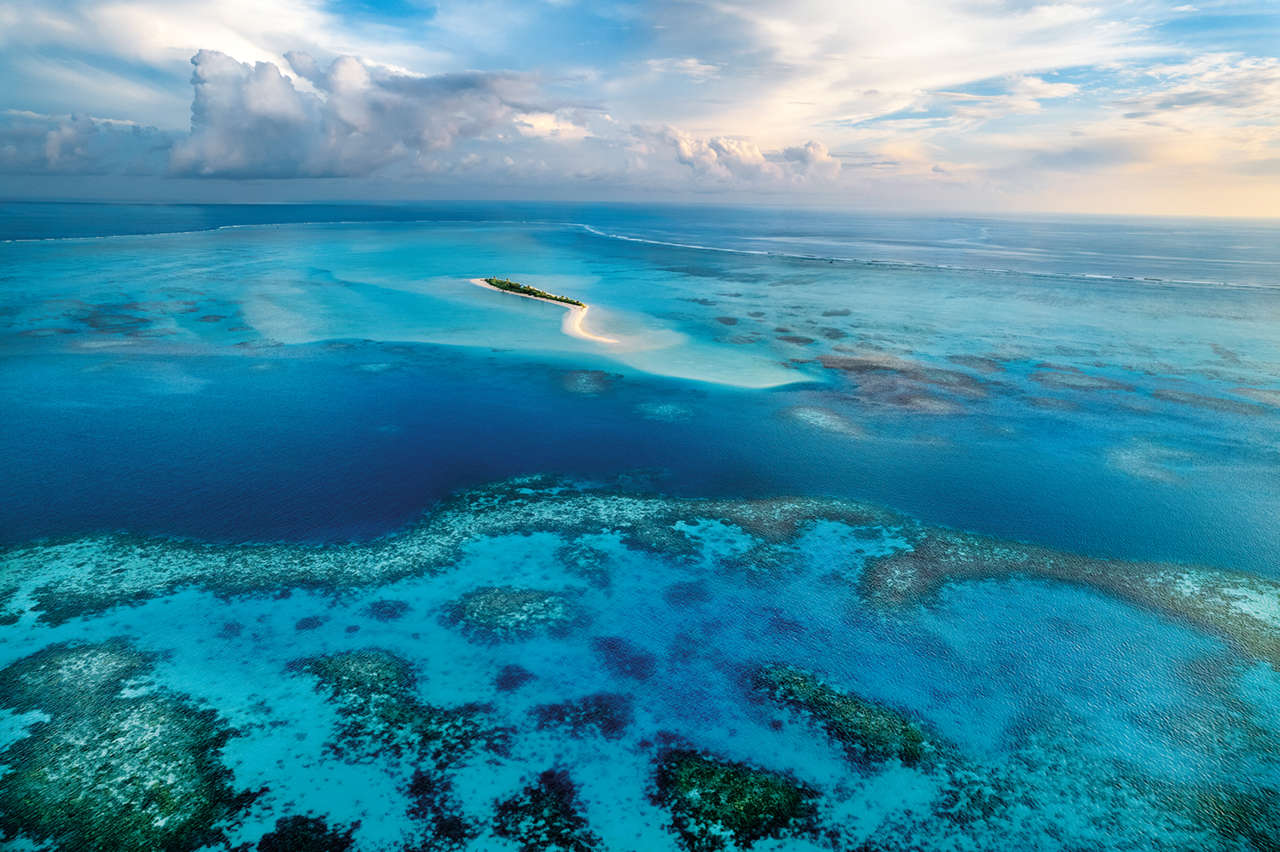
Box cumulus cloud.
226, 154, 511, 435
1, 46, 839, 195
656, 127, 840, 184
782, 140, 841, 178
168, 50, 554, 178
664, 129, 780, 180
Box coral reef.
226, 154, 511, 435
493, 769, 601, 852
1029, 365, 1134, 392
785, 405, 867, 438
1152, 388, 1265, 416
405, 770, 477, 851
2, 474, 1275, 676
0, 641, 255, 851
860, 528, 1280, 669
363, 599, 411, 621
0, 476, 890, 625
294, 648, 507, 767
256, 815, 358, 852
495, 663, 536, 692
591, 635, 658, 681
441, 586, 582, 643
752, 664, 933, 767
556, 541, 612, 588
532, 692, 634, 740
653, 749, 818, 851
1176, 785, 1280, 852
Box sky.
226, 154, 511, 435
0, 0, 1277, 215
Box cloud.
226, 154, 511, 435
168, 50, 548, 178
672, 132, 778, 180
0, 110, 172, 175
2, 0, 1279, 215
645, 57, 719, 80
782, 139, 841, 178
1119, 54, 1280, 117
655, 126, 840, 184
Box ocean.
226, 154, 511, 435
0, 202, 1277, 851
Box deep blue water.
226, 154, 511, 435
0, 202, 1277, 851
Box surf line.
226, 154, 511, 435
469, 277, 619, 344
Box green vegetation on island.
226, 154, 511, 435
484, 278, 585, 308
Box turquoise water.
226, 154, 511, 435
0, 203, 1277, 850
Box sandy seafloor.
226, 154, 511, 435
0, 202, 1278, 851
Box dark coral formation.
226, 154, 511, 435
653, 749, 819, 851
1152, 388, 1266, 416
493, 769, 601, 852
294, 648, 506, 767
441, 586, 582, 643
495, 663, 536, 692
1179, 785, 1280, 852
947, 354, 1004, 374
0, 641, 255, 851
817, 349, 993, 413
591, 635, 658, 681
1030, 365, 1134, 392
405, 770, 478, 851
256, 815, 358, 851
663, 580, 712, 607
0, 584, 19, 625
752, 664, 933, 767
532, 692, 634, 740
363, 598, 411, 621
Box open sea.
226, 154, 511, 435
0, 202, 1277, 851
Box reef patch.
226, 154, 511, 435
532, 692, 634, 740
256, 815, 358, 851
859, 528, 1280, 669
752, 664, 933, 767
493, 769, 601, 852
441, 586, 583, 643
0, 640, 255, 852
652, 748, 819, 851
294, 648, 506, 767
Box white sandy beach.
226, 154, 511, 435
468, 278, 619, 344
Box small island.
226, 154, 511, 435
469, 276, 618, 344
482, 277, 585, 308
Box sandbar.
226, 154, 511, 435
469, 278, 618, 344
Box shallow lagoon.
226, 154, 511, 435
0, 203, 1278, 850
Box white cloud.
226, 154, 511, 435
513, 111, 593, 141
645, 57, 719, 80
169, 50, 544, 178
656, 126, 842, 184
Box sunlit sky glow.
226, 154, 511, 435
1, 0, 1277, 215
